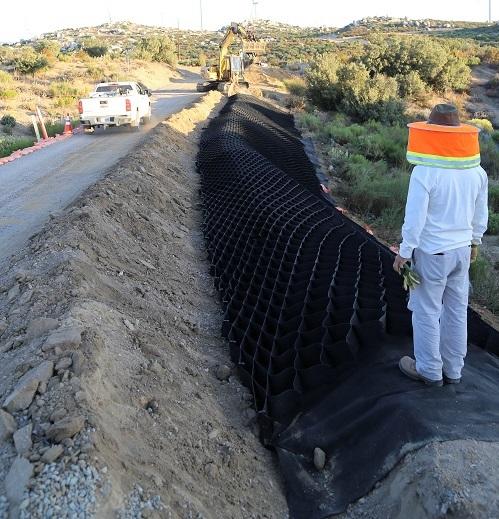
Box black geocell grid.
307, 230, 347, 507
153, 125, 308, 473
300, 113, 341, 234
198, 95, 499, 431
197, 95, 416, 427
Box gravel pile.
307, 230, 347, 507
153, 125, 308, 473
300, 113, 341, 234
117, 485, 163, 519
19, 461, 100, 518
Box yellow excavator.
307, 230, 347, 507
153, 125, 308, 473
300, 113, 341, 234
196, 22, 266, 93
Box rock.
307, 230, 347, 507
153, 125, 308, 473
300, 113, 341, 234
41, 444, 64, 463
2, 361, 54, 412
71, 351, 84, 376
15, 270, 31, 283
41, 326, 82, 352
313, 447, 326, 471
55, 356, 72, 372
25, 317, 59, 340
5, 457, 33, 507
0, 409, 17, 442
149, 360, 163, 374
7, 283, 20, 303
46, 415, 85, 442
38, 380, 47, 395
123, 319, 135, 331
0, 318, 7, 335
50, 407, 67, 423
13, 423, 32, 456
0, 339, 14, 353
138, 259, 155, 270
215, 364, 231, 381
19, 289, 33, 305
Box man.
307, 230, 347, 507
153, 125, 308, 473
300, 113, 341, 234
393, 104, 488, 387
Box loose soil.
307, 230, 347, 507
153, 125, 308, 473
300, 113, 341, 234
0, 91, 287, 518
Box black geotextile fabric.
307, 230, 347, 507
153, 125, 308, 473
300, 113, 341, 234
196, 94, 499, 518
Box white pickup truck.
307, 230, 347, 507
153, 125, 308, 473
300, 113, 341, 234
78, 81, 152, 131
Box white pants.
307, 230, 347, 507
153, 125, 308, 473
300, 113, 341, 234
408, 246, 471, 381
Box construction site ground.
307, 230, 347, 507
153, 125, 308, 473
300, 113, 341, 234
0, 88, 498, 519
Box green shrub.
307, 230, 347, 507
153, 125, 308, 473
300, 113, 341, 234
396, 71, 428, 102
469, 118, 494, 133
298, 112, 322, 132
0, 136, 35, 157
470, 255, 499, 313
487, 211, 499, 235
133, 36, 177, 66
12, 48, 49, 75
82, 38, 108, 57
305, 53, 342, 110
1, 114, 16, 128
492, 130, 499, 144
0, 89, 17, 100
489, 185, 499, 212
283, 77, 307, 96
0, 70, 13, 85
361, 35, 471, 93
48, 82, 81, 108
480, 137, 499, 179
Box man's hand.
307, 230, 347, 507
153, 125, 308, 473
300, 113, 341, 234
393, 254, 409, 273
471, 245, 479, 264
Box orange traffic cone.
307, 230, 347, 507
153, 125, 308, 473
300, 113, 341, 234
63, 115, 73, 135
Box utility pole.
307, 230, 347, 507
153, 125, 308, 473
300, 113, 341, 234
200, 0, 203, 30
252, 0, 259, 20
489, 0, 492, 23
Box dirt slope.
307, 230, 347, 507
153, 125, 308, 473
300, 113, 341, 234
0, 92, 287, 518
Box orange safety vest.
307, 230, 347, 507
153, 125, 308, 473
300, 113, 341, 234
406, 122, 480, 169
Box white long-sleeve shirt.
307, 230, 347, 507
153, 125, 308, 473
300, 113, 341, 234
399, 165, 488, 258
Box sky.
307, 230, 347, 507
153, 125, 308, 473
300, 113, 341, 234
0, 0, 496, 43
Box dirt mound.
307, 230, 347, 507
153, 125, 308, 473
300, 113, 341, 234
0, 91, 287, 518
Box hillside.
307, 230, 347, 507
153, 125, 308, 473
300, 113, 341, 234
4, 17, 496, 70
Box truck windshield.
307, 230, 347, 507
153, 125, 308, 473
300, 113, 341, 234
95, 84, 133, 93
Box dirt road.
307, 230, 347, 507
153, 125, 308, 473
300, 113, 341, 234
0, 70, 202, 268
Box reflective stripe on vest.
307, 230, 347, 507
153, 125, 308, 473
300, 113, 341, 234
406, 121, 480, 170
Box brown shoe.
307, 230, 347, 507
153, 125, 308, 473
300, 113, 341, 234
443, 374, 461, 384
399, 356, 443, 387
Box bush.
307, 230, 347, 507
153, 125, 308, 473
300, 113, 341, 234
468, 118, 494, 133
470, 255, 499, 314
0, 89, 17, 100
133, 36, 177, 66
0, 136, 35, 157
298, 112, 322, 132
1, 114, 16, 128
396, 71, 428, 102
487, 211, 499, 235
306, 53, 342, 110
82, 39, 108, 58
12, 48, 49, 76
283, 77, 307, 96
489, 185, 499, 213
34, 40, 60, 62
480, 137, 499, 179
492, 131, 499, 144
361, 35, 472, 93
48, 82, 82, 108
